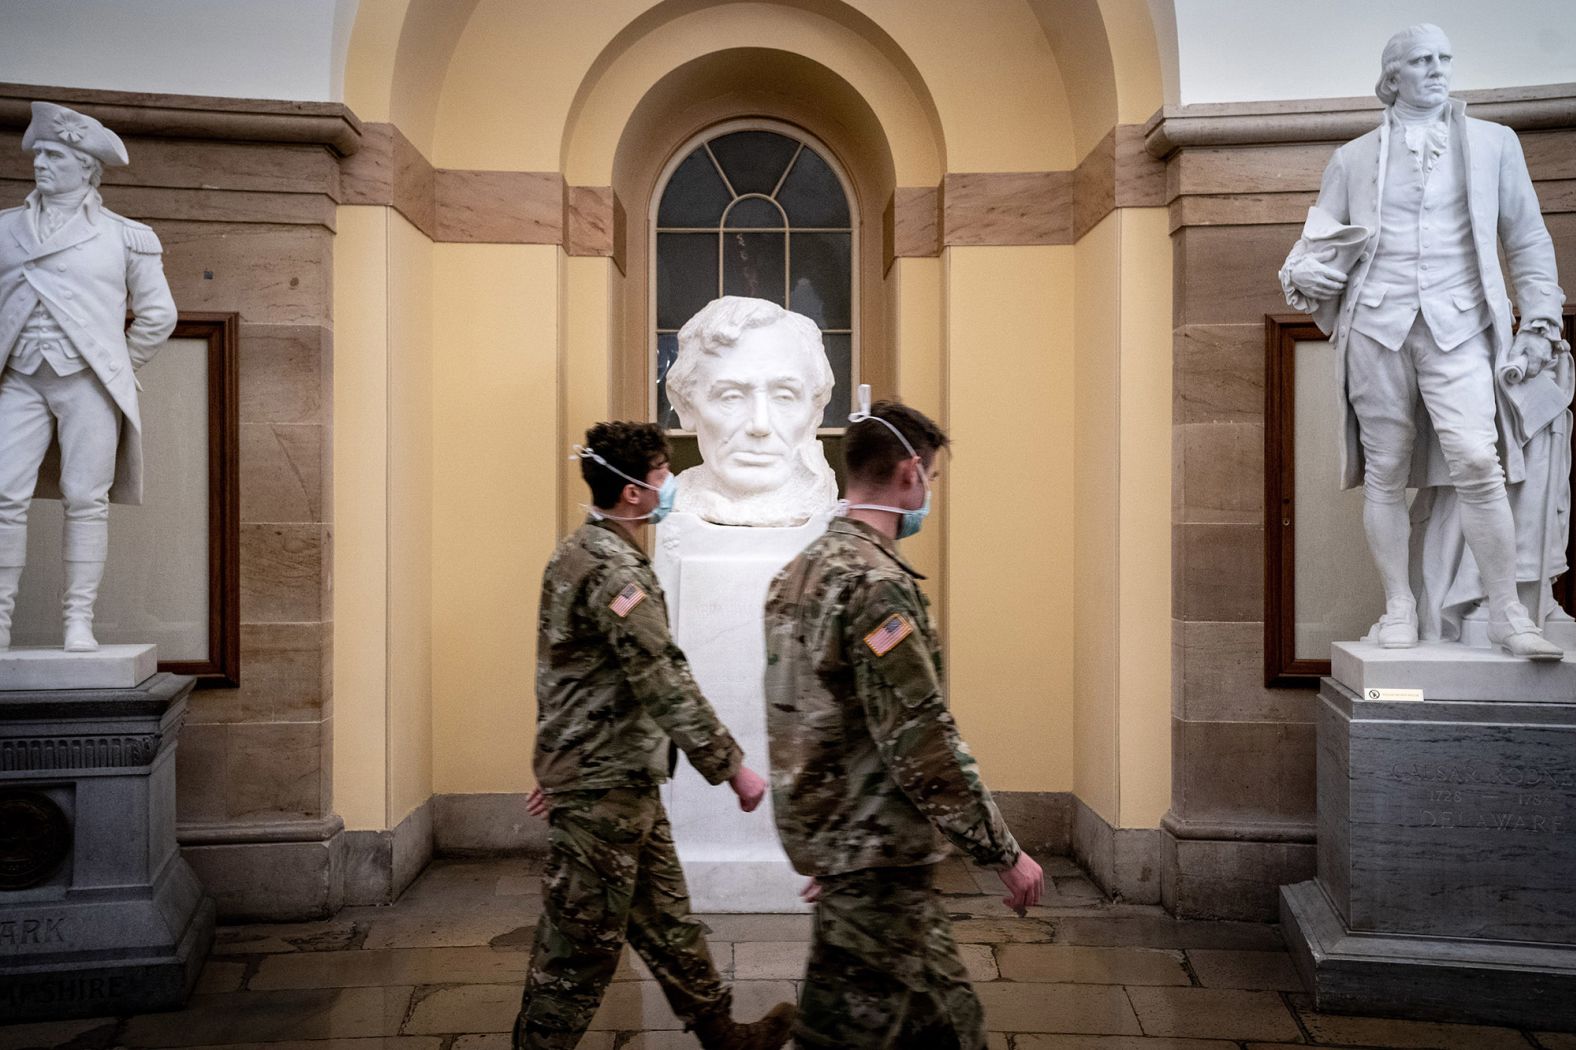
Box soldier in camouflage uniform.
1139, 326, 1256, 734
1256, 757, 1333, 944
513, 421, 794, 1050
764, 401, 1045, 1050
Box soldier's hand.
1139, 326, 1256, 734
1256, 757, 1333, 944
999, 852, 1044, 915
525, 786, 548, 819
728, 766, 768, 812
800, 877, 823, 904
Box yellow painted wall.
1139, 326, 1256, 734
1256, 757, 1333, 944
889, 257, 946, 595
1073, 214, 1121, 822
1115, 207, 1173, 828
332, 206, 390, 831
386, 212, 436, 825
430, 244, 564, 795
943, 246, 1076, 792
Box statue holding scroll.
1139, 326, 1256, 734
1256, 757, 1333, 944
1279, 24, 1571, 659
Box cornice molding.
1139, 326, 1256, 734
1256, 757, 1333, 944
1145, 82, 1576, 159
0, 81, 363, 157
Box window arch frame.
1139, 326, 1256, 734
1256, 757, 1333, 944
648, 117, 862, 435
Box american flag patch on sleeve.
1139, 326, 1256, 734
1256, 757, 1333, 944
609, 582, 647, 618
864, 613, 913, 656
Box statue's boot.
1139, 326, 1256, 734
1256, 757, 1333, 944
1375, 595, 1418, 648
0, 525, 26, 651
692, 1002, 796, 1050
1488, 600, 1564, 661
62, 521, 107, 653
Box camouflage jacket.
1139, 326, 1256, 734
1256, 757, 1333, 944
534, 518, 743, 793
764, 517, 1021, 875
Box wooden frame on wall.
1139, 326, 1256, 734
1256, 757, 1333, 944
157, 311, 239, 687
1265, 310, 1576, 688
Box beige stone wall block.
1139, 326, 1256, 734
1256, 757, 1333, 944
393, 126, 437, 237
1170, 191, 1316, 229
101, 184, 337, 228
565, 185, 614, 256
1171, 144, 1332, 198
175, 721, 228, 823
1114, 124, 1167, 207
0, 131, 340, 196
1173, 224, 1301, 326
1173, 324, 1265, 426
341, 121, 397, 205
1522, 129, 1576, 181
890, 186, 940, 260
240, 523, 329, 622
225, 720, 326, 820
1172, 619, 1317, 724
239, 323, 329, 426
187, 622, 331, 725
1073, 130, 1116, 243
160, 222, 333, 326
435, 169, 563, 243
1172, 522, 1264, 622
241, 423, 326, 523
943, 171, 1072, 245
1176, 422, 1263, 525
1535, 178, 1576, 215
1173, 718, 1314, 826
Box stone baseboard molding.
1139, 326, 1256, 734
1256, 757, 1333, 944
1070, 797, 1163, 905
178, 816, 345, 922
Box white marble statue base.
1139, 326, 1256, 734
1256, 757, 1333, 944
0, 643, 158, 691
1332, 640, 1576, 703
655, 510, 831, 913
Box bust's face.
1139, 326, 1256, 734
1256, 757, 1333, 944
32, 142, 89, 195
1393, 30, 1453, 109
687, 324, 821, 496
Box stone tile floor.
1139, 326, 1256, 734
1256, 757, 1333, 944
3, 853, 1571, 1050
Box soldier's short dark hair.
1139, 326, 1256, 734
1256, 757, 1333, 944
842, 400, 948, 484
582, 421, 670, 509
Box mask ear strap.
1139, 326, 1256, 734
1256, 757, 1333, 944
847, 383, 921, 463
570, 443, 657, 491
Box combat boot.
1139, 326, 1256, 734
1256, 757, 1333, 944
691, 1001, 795, 1050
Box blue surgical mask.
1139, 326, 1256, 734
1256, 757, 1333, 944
896, 479, 931, 540
571, 445, 676, 524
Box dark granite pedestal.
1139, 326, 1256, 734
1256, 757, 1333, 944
0, 673, 215, 1021
1283, 676, 1576, 1031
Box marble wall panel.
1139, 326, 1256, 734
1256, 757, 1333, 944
239, 324, 329, 426
186, 623, 330, 726
892, 186, 940, 258
239, 523, 329, 623
225, 721, 325, 821
1074, 130, 1117, 243
240, 423, 326, 523
1171, 619, 1317, 724
339, 121, 395, 205
1171, 144, 1331, 198
1162, 834, 1315, 921
159, 222, 332, 326
1114, 124, 1167, 208
1172, 522, 1264, 622
943, 171, 1072, 245
175, 721, 228, 824
1176, 422, 1263, 525
1168, 192, 1316, 231
565, 185, 615, 257
1173, 223, 1302, 327
1521, 129, 1576, 181
100, 185, 336, 228
392, 127, 436, 238
0, 132, 340, 197
434, 169, 563, 243
1534, 179, 1576, 215
1173, 718, 1316, 827
1173, 324, 1265, 425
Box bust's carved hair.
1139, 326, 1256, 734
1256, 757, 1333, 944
667, 296, 834, 429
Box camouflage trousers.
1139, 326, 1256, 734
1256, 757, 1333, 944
796, 864, 985, 1050
514, 784, 729, 1050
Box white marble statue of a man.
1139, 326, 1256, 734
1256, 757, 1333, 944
1279, 24, 1570, 660
667, 296, 837, 527
0, 102, 177, 652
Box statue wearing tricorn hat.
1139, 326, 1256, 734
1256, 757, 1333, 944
0, 101, 176, 651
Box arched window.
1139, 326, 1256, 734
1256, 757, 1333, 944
652, 122, 857, 431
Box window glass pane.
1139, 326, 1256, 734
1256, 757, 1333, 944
777, 147, 850, 227
709, 131, 799, 196
724, 196, 785, 229
789, 233, 852, 330
722, 231, 786, 304
657, 148, 731, 227
819, 332, 853, 429
656, 332, 681, 429
657, 232, 718, 329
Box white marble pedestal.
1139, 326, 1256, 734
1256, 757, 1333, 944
654, 511, 830, 913
0, 644, 158, 691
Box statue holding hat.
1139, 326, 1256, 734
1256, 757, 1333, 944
1279, 23, 1572, 660
0, 101, 177, 652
